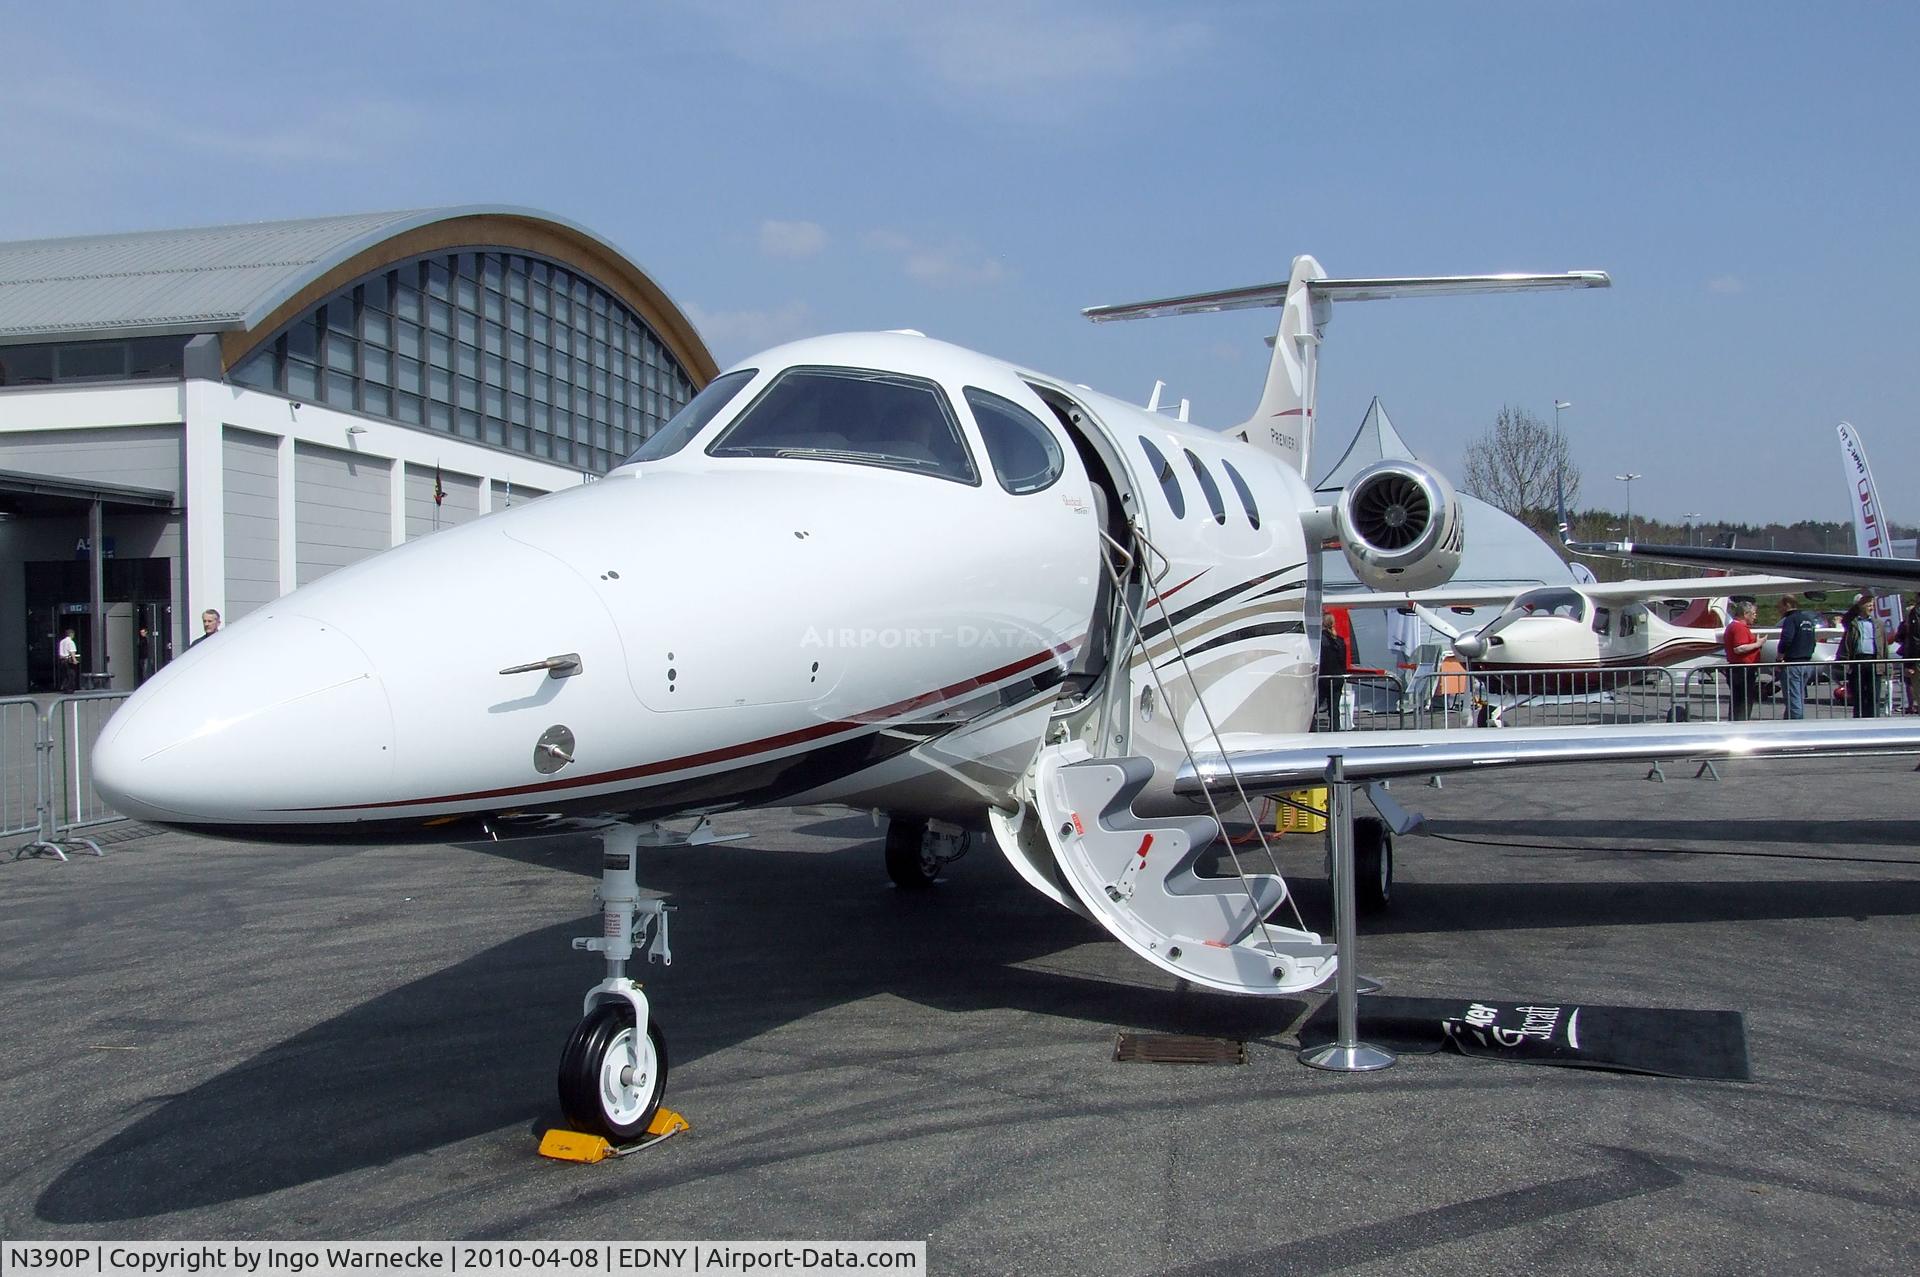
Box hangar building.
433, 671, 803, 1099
0, 207, 715, 693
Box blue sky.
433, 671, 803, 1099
3, 1, 1914, 522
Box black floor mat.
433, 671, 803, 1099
1299, 995, 1751, 1081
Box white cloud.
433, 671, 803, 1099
0, 74, 423, 166
759, 219, 828, 258
1706, 274, 1745, 295
668, 1, 1210, 119
683, 300, 818, 359
864, 229, 1012, 288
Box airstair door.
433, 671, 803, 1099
1027, 742, 1335, 995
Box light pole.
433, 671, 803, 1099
1553, 401, 1571, 497
1614, 472, 1643, 540
1683, 511, 1702, 546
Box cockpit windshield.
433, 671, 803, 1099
623, 368, 757, 464
1507, 587, 1588, 622
707, 366, 979, 484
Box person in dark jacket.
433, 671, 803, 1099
1317, 613, 1349, 730
1774, 595, 1819, 720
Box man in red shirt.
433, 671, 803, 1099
1723, 599, 1764, 721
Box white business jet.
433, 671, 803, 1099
91, 257, 1920, 1140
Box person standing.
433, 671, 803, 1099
1843, 596, 1881, 718
55, 628, 81, 693
192, 608, 222, 647
1897, 599, 1920, 714
1316, 612, 1349, 731
1775, 595, 1819, 720
1722, 600, 1763, 721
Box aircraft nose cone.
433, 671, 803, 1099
94, 613, 395, 825
1452, 634, 1487, 661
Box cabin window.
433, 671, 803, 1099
1138, 437, 1185, 518
709, 366, 979, 485
1185, 450, 1227, 525
1221, 459, 1260, 529
1619, 610, 1639, 637
625, 368, 757, 463
1592, 607, 1611, 636
964, 387, 1065, 494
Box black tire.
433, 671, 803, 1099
557, 1001, 668, 1141
1354, 816, 1393, 915
885, 817, 938, 889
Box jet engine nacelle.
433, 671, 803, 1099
1336, 460, 1465, 593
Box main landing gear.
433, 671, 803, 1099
558, 823, 677, 1140
884, 815, 973, 889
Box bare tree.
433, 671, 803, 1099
1462, 405, 1581, 532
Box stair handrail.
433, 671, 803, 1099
1108, 526, 1313, 946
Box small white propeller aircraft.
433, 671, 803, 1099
92, 256, 1920, 1140
1341, 575, 1834, 692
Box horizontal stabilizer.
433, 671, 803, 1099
1083, 271, 1610, 323
1178, 719, 1920, 797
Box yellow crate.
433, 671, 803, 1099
1275, 787, 1329, 835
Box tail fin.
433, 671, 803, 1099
1236, 255, 1327, 477
1083, 262, 1608, 479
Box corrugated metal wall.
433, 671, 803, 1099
294, 442, 390, 586
0, 424, 182, 496
404, 464, 480, 540
222, 428, 279, 621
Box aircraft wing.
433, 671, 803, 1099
1576, 573, 1823, 602
1177, 719, 1920, 796
1326, 586, 1528, 611
1570, 539, 1920, 592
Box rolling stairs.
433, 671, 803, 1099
1028, 742, 1336, 995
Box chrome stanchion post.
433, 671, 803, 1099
1301, 754, 1395, 1072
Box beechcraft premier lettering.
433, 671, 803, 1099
93, 257, 1920, 1139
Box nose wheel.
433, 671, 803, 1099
559, 1001, 669, 1140
562, 823, 680, 1140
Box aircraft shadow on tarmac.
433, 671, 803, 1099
36, 830, 1304, 1224
38, 826, 1920, 1223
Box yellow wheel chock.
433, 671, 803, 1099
538, 1107, 690, 1163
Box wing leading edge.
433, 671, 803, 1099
1176, 720, 1920, 796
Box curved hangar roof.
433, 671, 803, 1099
0, 205, 716, 381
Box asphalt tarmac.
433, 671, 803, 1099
4, 756, 1918, 1274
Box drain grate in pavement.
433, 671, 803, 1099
1114, 1033, 1247, 1065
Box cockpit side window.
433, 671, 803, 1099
624, 368, 756, 464
708, 366, 979, 485
964, 387, 1065, 494
1138, 436, 1185, 518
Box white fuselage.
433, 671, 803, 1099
94, 333, 1318, 841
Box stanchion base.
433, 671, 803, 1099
1299, 1042, 1397, 1072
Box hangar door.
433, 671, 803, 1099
294, 442, 391, 586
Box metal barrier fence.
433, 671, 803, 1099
1682, 658, 1919, 722
1, 696, 44, 843
7, 692, 132, 861
1321, 665, 1685, 732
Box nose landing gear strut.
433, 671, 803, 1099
557, 822, 681, 1140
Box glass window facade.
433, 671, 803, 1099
0, 336, 186, 387
230, 251, 697, 474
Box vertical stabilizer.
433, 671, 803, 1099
1233, 255, 1326, 477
